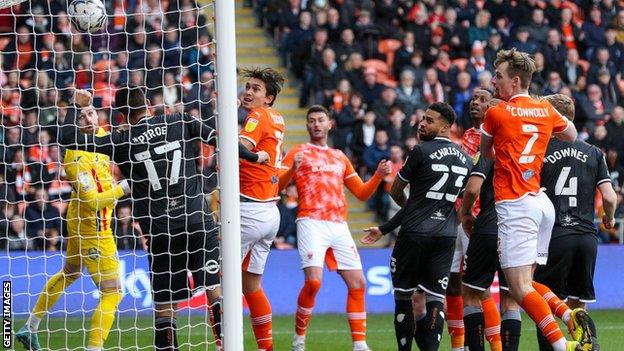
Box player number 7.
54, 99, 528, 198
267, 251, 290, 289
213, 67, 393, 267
519, 124, 539, 164
135, 141, 182, 191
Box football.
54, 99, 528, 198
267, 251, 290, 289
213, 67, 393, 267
68, 0, 107, 33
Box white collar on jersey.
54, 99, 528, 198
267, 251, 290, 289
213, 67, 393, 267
434, 137, 452, 142
306, 142, 330, 149
509, 93, 531, 101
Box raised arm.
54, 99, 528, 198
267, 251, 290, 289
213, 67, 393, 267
344, 160, 393, 201
553, 120, 578, 142
64, 159, 130, 211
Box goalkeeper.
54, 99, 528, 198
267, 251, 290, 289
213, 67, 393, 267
16, 106, 131, 351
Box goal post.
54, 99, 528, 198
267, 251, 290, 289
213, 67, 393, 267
214, 0, 244, 350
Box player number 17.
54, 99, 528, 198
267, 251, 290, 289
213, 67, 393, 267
134, 141, 182, 191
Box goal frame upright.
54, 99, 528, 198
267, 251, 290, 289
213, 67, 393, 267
214, 0, 244, 349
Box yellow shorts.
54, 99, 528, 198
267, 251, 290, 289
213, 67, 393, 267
65, 234, 120, 284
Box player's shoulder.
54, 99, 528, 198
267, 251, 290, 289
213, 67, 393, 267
485, 99, 508, 117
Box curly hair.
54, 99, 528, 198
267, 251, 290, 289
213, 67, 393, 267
240, 67, 285, 106
543, 94, 575, 121
494, 48, 536, 90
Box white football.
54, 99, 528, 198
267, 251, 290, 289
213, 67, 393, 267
68, 0, 107, 33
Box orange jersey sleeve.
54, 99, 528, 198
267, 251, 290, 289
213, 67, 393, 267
239, 107, 286, 201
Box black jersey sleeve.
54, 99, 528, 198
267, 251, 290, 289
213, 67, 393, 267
59, 126, 127, 157
183, 112, 259, 162
397, 146, 423, 183
471, 155, 493, 179
380, 208, 404, 235
596, 152, 611, 186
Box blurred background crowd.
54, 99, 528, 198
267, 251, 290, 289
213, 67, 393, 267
1, 0, 624, 252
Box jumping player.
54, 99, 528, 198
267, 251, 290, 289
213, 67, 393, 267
279, 105, 392, 351
238, 67, 286, 351
479, 48, 589, 351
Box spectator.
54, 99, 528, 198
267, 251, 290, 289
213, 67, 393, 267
559, 7, 582, 50
375, 0, 399, 38
587, 121, 610, 153
395, 69, 424, 117
331, 79, 351, 114
163, 26, 182, 68
510, 26, 539, 55
543, 28, 568, 73
325, 8, 344, 45
543, 71, 565, 96
113, 205, 144, 250
334, 92, 365, 151
8, 214, 28, 250
484, 29, 503, 66
560, 48, 584, 86
606, 25, 624, 67
530, 52, 548, 93
313, 48, 345, 106
371, 87, 398, 129
386, 107, 411, 146
526, 8, 550, 45
468, 10, 492, 46
1, 126, 21, 164
583, 7, 607, 59
24, 187, 61, 251
588, 47, 618, 85
283, 10, 313, 68
422, 68, 446, 104
596, 69, 621, 107
393, 31, 417, 78
382, 144, 406, 245
405, 10, 431, 51
363, 129, 391, 221
350, 111, 377, 162
466, 41, 492, 85
275, 183, 298, 249
333, 28, 364, 65
450, 71, 473, 131
402, 50, 426, 88
477, 70, 493, 91
343, 52, 365, 93
606, 106, 624, 151
296, 28, 328, 106
579, 84, 615, 131
5, 149, 32, 200
353, 9, 381, 59
359, 67, 385, 107
442, 7, 468, 58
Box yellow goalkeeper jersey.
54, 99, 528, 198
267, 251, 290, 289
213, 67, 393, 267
64, 128, 126, 238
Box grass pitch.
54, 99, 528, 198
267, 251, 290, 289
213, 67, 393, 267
13, 310, 624, 350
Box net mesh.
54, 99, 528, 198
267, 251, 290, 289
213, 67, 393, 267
1, 0, 221, 349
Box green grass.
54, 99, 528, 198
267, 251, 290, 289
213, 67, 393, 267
13, 310, 624, 350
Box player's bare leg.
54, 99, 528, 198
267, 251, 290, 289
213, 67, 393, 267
243, 271, 273, 351
205, 287, 223, 351
292, 267, 323, 350
446, 272, 465, 351
154, 303, 179, 351
504, 265, 578, 351
338, 269, 371, 351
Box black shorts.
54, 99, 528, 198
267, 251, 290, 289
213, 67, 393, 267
462, 233, 508, 291
391, 235, 455, 298
534, 234, 597, 302
148, 221, 220, 303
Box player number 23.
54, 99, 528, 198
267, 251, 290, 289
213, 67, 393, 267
426, 164, 468, 202
134, 141, 182, 191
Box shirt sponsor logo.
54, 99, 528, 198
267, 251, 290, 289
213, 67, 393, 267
430, 209, 446, 221
244, 118, 259, 133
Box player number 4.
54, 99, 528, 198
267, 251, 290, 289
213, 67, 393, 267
135, 141, 182, 191
426, 164, 468, 202
555, 166, 577, 207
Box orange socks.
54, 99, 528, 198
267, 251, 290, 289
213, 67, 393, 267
482, 297, 502, 351
245, 288, 273, 350
521, 291, 565, 345
446, 295, 465, 349
533, 282, 572, 323
347, 288, 367, 342
295, 279, 321, 337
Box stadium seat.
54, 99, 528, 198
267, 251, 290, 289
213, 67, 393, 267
363, 59, 397, 87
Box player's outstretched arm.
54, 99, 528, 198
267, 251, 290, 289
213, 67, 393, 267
361, 208, 404, 245
599, 181, 617, 229
389, 177, 408, 207
460, 175, 484, 236
345, 159, 393, 201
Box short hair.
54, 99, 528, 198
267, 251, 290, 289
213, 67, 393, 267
494, 48, 536, 90
306, 105, 330, 120
240, 67, 285, 106
115, 86, 147, 119
428, 102, 456, 125
543, 94, 575, 121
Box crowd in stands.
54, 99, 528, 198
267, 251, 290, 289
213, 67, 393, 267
258, 0, 624, 244
0, 0, 219, 251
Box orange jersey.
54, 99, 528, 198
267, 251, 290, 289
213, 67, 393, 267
239, 107, 286, 201
281, 143, 357, 222
482, 94, 569, 203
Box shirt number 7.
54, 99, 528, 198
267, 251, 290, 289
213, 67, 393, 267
519, 124, 539, 164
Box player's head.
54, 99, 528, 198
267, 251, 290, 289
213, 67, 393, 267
114, 86, 149, 124
492, 48, 536, 100
240, 67, 285, 109
306, 105, 331, 143
543, 94, 575, 121
420, 102, 455, 141
469, 87, 493, 128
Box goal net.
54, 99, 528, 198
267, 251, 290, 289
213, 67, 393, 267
0, 0, 240, 349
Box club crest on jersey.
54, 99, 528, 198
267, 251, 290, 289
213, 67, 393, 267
244, 118, 259, 132
473, 152, 480, 165
87, 247, 100, 261
522, 169, 535, 180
